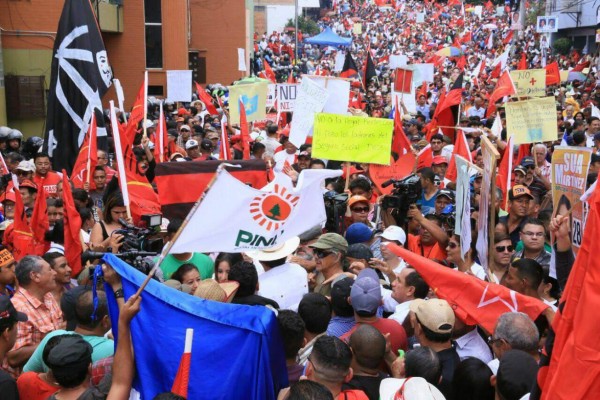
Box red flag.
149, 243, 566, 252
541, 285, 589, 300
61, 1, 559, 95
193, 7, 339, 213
392, 101, 412, 157
486, 71, 516, 118
489, 63, 502, 80
434, 74, 463, 141
154, 102, 169, 163
417, 144, 433, 170
239, 99, 251, 160
11, 190, 34, 261
387, 243, 549, 333
485, 0, 494, 10
518, 52, 527, 70
362, 46, 377, 89
340, 51, 359, 79
219, 116, 231, 161
394, 68, 413, 93
515, 144, 531, 167
456, 55, 467, 72
62, 171, 83, 276
460, 31, 472, 44
262, 59, 277, 83
417, 82, 428, 100
124, 80, 145, 146
195, 82, 219, 115
30, 185, 49, 254
502, 30, 514, 45
445, 129, 472, 182
536, 181, 600, 399
287, 72, 296, 84
496, 135, 513, 210
571, 60, 590, 72
171, 329, 193, 398
448, 0, 461, 6
71, 114, 98, 189
545, 62, 561, 86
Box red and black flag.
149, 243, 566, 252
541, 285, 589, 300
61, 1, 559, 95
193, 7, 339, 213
433, 74, 463, 141
154, 160, 270, 220
43, 0, 112, 174
362, 48, 377, 88
340, 51, 359, 79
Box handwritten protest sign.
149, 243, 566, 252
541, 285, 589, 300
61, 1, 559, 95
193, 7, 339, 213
312, 113, 393, 165
289, 79, 329, 147
304, 76, 350, 115
551, 147, 591, 256
506, 97, 557, 144
277, 84, 298, 112
166, 70, 192, 102
228, 82, 268, 124
509, 69, 546, 97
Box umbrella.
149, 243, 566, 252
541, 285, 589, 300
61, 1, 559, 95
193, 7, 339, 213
483, 23, 498, 30
567, 71, 587, 82
233, 76, 271, 85
436, 46, 464, 57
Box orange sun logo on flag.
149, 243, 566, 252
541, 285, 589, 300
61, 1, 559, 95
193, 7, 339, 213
250, 184, 299, 231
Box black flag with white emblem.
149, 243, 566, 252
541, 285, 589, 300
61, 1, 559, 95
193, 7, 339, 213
44, 0, 112, 173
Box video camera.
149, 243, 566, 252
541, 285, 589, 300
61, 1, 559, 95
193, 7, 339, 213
323, 190, 348, 234
113, 215, 164, 254
380, 174, 422, 228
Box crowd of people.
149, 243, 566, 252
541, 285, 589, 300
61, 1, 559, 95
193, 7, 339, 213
0, 0, 596, 398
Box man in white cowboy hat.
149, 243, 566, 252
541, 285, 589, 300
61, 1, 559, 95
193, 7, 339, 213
246, 236, 308, 311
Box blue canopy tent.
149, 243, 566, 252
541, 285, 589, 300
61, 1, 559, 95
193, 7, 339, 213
304, 26, 352, 47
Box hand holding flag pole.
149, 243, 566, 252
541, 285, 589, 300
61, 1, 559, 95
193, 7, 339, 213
133, 163, 242, 297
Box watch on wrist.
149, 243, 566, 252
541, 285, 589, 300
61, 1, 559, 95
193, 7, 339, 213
114, 288, 124, 299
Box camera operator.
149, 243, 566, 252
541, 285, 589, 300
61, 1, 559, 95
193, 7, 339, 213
89, 193, 128, 253
406, 207, 449, 262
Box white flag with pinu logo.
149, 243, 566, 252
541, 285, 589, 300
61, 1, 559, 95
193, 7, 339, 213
169, 169, 342, 253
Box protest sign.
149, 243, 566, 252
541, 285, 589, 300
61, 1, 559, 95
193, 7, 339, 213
334, 51, 345, 72
237, 48, 247, 71
505, 97, 557, 144
303, 76, 350, 115
394, 68, 413, 94
370, 154, 416, 195
166, 70, 192, 102
416, 12, 425, 23
276, 83, 298, 112
537, 16, 558, 33
353, 23, 362, 34
412, 64, 434, 86
455, 155, 472, 261
266, 84, 276, 108
228, 82, 269, 124
475, 136, 499, 273
312, 113, 393, 165
509, 69, 546, 97
289, 78, 329, 147
551, 147, 592, 253
389, 55, 408, 69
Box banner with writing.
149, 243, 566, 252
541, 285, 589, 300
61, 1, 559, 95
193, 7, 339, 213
312, 113, 393, 165
506, 97, 556, 144
288, 78, 329, 147
551, 146, 592, 254
509, 69, 546, 97
277, 84, 298, 112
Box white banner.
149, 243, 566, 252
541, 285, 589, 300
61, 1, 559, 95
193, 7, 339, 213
166, 70, 192, 102
169, 169, 342, 253
455, 156, 472, 261
289, 78, 329, 147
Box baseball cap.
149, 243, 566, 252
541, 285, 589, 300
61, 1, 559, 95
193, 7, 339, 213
177, 107, 190, 117
206, 131, 220, 140
380, 225, 406, 245
0, 296, 27, 329
179, 124, 191, 132
437, 189, 455, 202
347, 243, 374, 261
19, 180, 38, 191
520, 156, 535, 167
410, 134, 422, 142
200, 139, 213, 150
0, 191, 15, 204
379, 377, 446, 400
345, 223, 374, 245
350, 268, 381, 315
16, 160, 35, 173
298, 151, 311, 159
432, 156, 449, 165
46, 335, 93, 369
509, 185, 534, 200
185, 139, 199, 150
309, 233, 349, 253
513, 165, 527, 175
167, 129, 179, 138
409, 298, 455, 334
348, 195, 370, 208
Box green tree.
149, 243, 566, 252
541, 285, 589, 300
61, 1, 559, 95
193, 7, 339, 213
553, 38, 572, 56
286, 16, 320, 36
268, 204, 282, 220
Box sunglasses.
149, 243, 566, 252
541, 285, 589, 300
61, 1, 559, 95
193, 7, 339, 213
16, 171, 30, 176
495, 245, 514, 253
351, 207, 369, 213
180, 129, 190, 132
313, 249, 335, 259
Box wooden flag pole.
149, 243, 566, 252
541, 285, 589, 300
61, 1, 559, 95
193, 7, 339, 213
480, 136, 500, 282
133, 163, 241, 296
85, 114, 94, 189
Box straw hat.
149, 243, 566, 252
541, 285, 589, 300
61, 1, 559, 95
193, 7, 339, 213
194, 279, 239, 303
245, 236, 300, 262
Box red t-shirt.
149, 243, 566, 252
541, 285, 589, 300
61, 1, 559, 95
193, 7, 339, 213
341, 318, 408, 354
33, 171, 61, 197
17, 372, 59, 400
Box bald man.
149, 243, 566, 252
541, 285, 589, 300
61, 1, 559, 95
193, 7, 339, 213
344, 325, 387, 400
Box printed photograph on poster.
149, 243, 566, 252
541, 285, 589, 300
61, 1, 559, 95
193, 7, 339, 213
537, 16, 558, 33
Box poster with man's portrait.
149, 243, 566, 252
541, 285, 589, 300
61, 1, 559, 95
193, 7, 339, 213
537, 16, 558, 33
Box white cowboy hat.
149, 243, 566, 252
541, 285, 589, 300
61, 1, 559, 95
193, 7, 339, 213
380, 378, 446, 400
245, 236, 300, 262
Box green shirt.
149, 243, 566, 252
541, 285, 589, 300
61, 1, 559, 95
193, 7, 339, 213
159, 253, 214, 280
23, 330, 114, 373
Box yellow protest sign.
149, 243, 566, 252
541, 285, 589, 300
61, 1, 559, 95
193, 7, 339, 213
353, 23, 362, 34
509, 69, 546, 97
227, 82, 269, 124
506, 97, 557, 144
551, 146, 592, 253
560, 70, 569, 82
312, 113, 393, 165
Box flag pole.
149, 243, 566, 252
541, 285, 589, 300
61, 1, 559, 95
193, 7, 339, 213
133, 163, 242, 297
85, 115, 93, 189
109, 101, 132, 221
142, 71, 148, 140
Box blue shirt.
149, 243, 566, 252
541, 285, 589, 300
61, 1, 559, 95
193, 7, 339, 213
418, 190, 439, 215
327, 316, 356, 338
